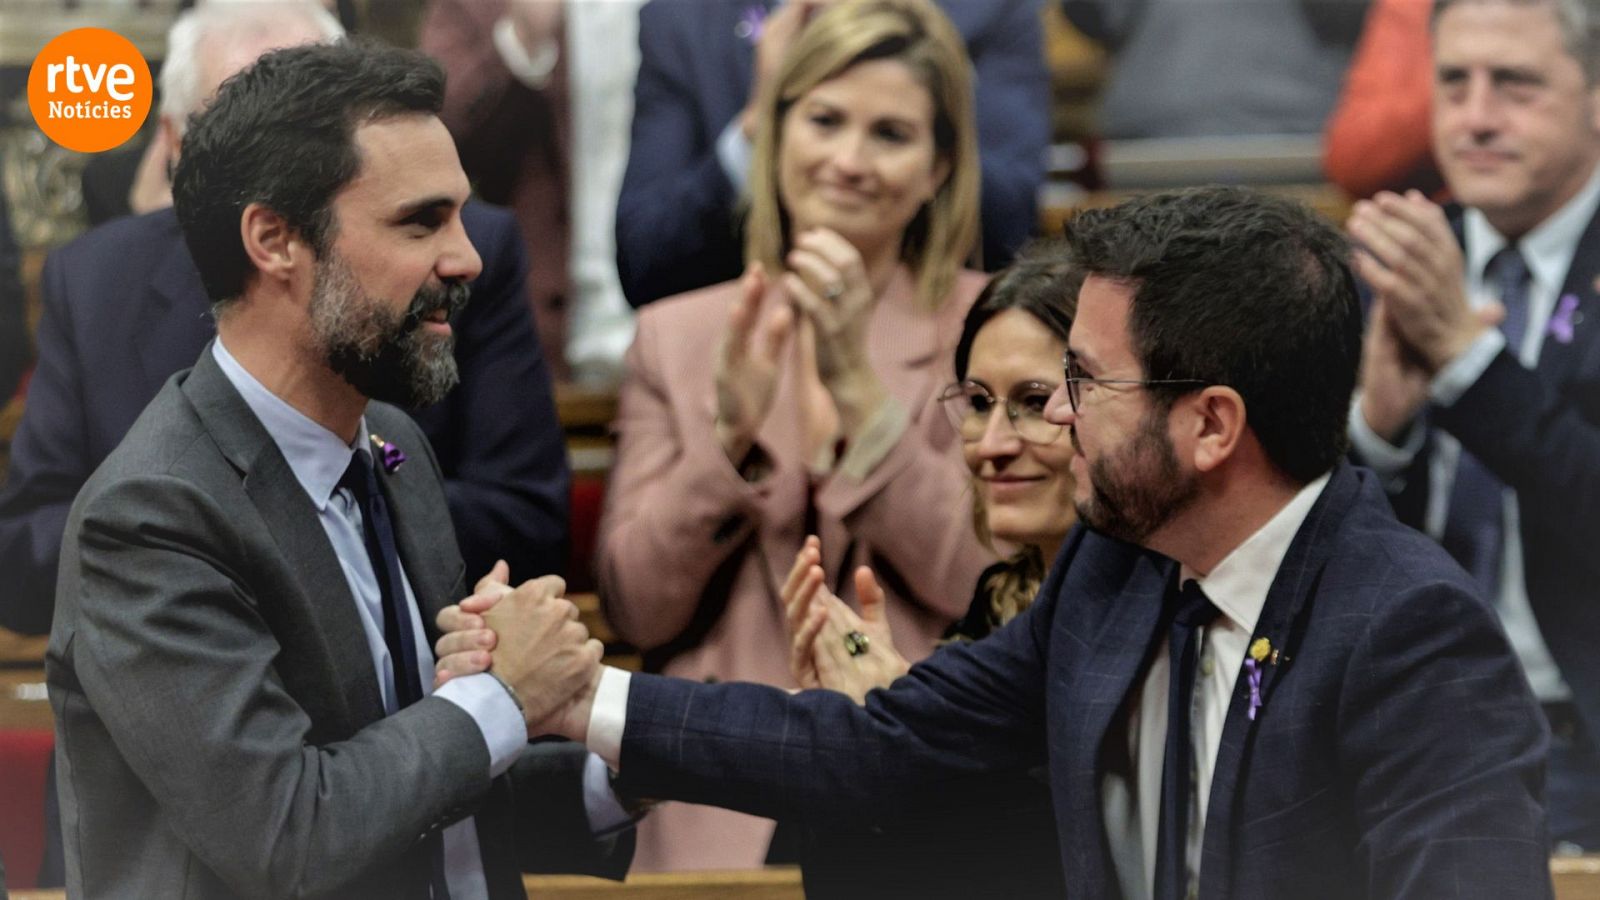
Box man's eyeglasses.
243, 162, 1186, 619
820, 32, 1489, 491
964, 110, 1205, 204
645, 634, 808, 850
938, 381, 1065, 445
1062, 351, 1207, 412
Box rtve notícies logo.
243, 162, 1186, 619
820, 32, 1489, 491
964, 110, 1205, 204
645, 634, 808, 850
28, 27, 153, 153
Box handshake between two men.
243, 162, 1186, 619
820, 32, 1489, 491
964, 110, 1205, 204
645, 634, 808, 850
430, 543, 862, 743
434, 561, 607, 742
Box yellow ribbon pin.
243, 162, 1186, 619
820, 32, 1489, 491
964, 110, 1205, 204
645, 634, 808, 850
1249, 637, 1272, 663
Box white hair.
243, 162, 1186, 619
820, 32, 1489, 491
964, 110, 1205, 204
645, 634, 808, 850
160, 0, 345, 133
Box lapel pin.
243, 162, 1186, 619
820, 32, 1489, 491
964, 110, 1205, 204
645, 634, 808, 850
1244, 637, 1278, 721
1549, 293, 1581, 345
370, 434, 407, 474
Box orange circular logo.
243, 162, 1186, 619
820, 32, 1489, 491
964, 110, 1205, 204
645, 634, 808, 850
27, 28, 153, 153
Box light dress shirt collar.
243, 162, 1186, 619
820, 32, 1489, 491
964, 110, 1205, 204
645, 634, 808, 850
1464, 159, 1600, 299
1180, 471, 1332, 632
210, 338, 369, 507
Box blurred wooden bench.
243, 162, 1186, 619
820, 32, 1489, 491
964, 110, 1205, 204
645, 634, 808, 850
10, 859, 1600, 899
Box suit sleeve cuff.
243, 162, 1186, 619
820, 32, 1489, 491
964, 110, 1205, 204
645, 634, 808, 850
493, 16, 559, 89
1430, 328, 1505, 408
581, 751, 636, 835
587, 666, 632, 770
717, 117, 753, 195
435, 673, 527, 778
1347, 393, 1426, 478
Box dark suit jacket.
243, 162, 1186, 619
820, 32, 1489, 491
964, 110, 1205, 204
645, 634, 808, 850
0, 203, 569, 636
47, 349, 627, 899
615, 464, 1551, 898
1373, 205, 1600, 751
614, 0, 1049, 307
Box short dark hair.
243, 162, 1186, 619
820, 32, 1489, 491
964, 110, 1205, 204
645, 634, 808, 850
172, 39, 445, 306
1062, 186, 1362, 484
953, 239, 1080, 380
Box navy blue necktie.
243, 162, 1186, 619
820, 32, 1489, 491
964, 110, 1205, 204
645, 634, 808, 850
339, 450, 426, 709
338, 451, 450, 900
1440, 246, 1530, 598
1154, 580, 1220, 900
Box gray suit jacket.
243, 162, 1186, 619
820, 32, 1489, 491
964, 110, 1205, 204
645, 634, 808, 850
47, 346, 629, 899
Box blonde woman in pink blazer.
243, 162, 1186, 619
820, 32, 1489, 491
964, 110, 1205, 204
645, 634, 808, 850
597, 0, 996, 872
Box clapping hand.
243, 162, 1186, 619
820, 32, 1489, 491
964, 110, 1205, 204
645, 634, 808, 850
1347, 191, 1484, 373
784, 229, 890, 438
715, 263, 794, 462
782, 536, 909, 703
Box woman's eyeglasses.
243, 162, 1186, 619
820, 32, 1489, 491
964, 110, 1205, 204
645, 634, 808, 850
938, 381, 1065, 445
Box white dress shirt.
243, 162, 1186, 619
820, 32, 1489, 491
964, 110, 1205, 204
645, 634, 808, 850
213, 339, 628, 897
584, 473, 1332, 899
1347, 160, 1600, 701
1109, 473, 1329, 897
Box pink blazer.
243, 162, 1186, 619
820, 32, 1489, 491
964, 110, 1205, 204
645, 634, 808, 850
598, 266, 997, 871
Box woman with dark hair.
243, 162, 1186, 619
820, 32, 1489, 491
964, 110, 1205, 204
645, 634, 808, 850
783, 243, 1080, 898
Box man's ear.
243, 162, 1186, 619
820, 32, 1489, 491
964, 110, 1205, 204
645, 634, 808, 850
239, 202, 299, 284
1183, 386, 1246, 474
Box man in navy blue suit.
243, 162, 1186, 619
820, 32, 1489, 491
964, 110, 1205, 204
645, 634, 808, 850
443, 186, 1551, 898
613, 0, 1049, 307
1346, 0, 1600, 851
0, 15, 569, 640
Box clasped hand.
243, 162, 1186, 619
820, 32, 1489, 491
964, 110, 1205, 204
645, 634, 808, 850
433, 561, 602, 741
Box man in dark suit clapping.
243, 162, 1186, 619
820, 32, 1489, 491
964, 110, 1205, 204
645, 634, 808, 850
1346, 0, 1600, 852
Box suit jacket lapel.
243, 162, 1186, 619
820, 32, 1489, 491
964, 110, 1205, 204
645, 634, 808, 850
1199, 465, 1356, 899
1539, 206, 1600, 388
1062, 550, 1174, 898
183, 346, 387, 727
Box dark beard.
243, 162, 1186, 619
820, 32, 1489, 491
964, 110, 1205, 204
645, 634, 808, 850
1072, 410, 1197, 545
310, 257, 470, 409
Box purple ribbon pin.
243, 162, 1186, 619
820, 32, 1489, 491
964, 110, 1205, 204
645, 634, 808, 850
370, 434, 407, 474
1244, 658, 1264, 721
1548, 293, 1581, 345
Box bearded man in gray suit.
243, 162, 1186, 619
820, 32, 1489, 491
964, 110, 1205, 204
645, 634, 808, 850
46, 41, 631, 899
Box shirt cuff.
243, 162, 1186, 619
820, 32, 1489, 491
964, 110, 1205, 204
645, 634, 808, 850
581, 751, 636, 835
435, 673, 527, 778
837, 396, 909, 481
716, 117, 753, 195
1430, 328, 1505, 408
1347, 393, 1426, 478
587, 666, 632, 770
493, 16, 559, 89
